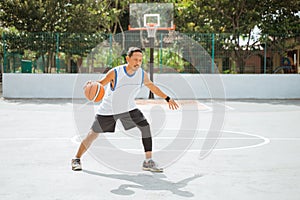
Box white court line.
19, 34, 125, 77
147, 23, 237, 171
196, 101, 234, 112
70, 130, 271, 152
212, 101, 235, 110
0, 137, 70, 141
73, 100, 95, 110
268, 138, 300, 141
0, 129, 295, 153
87, 137, 268, 140
218, 102, 235, 110
197, 102, 212, 111
0, 135, 295, 152
1, 136, 298, 142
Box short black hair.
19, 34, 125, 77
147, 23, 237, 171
127, 47, 143, 57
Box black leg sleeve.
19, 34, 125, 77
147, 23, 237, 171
136, 120, 152, 152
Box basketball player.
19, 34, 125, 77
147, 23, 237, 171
72, 47, 179, 172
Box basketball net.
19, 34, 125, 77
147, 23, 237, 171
146, 23, 159, 38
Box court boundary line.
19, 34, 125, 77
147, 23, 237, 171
1, 136, 298, 141
1, 136, 298, 142
70, 130, 271, 152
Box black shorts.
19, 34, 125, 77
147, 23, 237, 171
91, 109, 149, 133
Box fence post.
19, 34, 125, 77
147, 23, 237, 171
56, 33, 60, 73
159, 33, 163, 73
264, 41, 267, 74
2, 32, 7, 73
108, 33, 113, 67
211, 33, 215, 73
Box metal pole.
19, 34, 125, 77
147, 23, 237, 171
148, 37, 154, 99
211, 33, 215, 73
264, 41, 267, 74
109, 34, 112, 67
159, 33, 163, 73
13, 54, 15, 73
2, 32, 7, 73
56, 33, 60, 73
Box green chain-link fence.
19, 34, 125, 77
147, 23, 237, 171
2, 32, 299, 74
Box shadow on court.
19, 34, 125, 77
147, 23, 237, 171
83, 169, 203, 197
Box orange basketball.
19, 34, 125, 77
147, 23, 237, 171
84, 81, 105, 102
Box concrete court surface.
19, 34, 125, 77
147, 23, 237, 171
0, 93, 300, 199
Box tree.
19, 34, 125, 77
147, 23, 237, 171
188, 0, 264, 73
1, 0, 299, 73
173, 0, 299, 73
0, 0, 113, 72
259, 0, 300, 36
259, 0, 300, 72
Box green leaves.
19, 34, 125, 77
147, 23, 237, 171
0, 0, 111, 33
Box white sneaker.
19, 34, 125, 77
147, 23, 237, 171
142, 159, 163, 172
71, 159, 82, 171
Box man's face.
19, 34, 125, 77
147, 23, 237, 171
126, 52, 143, 71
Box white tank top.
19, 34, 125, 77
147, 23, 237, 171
97, 65, 144, 115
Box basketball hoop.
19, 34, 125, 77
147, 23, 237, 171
146, 23, 159, 38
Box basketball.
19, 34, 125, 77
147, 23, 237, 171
84, 81, 105, 102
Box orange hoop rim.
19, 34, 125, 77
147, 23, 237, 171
146, 23, 159, 28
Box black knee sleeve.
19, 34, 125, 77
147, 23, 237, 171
137, 120, 152, 152
142, 137, 152, 152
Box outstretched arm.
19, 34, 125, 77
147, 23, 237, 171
143, 71, 179, 110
